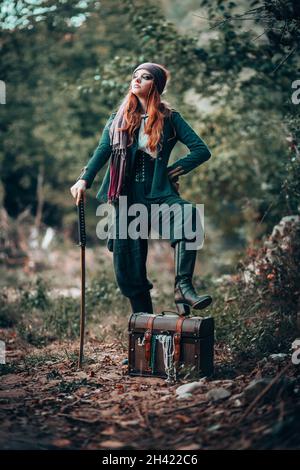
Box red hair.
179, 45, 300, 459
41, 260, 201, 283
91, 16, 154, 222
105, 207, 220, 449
117, 64, 172, 154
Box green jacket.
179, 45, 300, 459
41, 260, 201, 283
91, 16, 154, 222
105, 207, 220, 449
78, 110, 212, 202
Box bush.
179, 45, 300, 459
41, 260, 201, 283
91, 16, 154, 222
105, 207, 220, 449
0, 290, 20, 327
211, 216, 300, 361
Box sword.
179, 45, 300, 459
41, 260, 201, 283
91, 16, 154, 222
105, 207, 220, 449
77, 194, 86, 368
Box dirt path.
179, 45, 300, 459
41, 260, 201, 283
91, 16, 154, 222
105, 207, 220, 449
0, 328, 299, 450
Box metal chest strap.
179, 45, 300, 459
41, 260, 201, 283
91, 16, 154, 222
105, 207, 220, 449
174, 316, 185, 367
144, 315, 156, 370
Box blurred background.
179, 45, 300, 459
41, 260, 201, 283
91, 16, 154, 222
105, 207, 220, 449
0, 0, 299, 359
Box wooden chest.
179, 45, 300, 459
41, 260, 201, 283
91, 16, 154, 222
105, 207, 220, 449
128, 311, 214, 382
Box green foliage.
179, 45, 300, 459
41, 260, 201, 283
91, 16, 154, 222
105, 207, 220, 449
22, 352, 62, 369
1, 0, 299, 244
1, 276, 80, 345
1, 271, 129, 346
208, 217, 300, 360
201, 275, 295, 363
0, 290, 19, 327
214, 282, 295, 360
19, 277, 50, 311
0, 363, 18, 376
54, 378, 89, 394
85, 272, 128, 314
44, 296, 81, 340
190, 0, 300, 239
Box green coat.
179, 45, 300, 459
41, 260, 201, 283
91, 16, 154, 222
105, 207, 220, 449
78, 110, 212, 202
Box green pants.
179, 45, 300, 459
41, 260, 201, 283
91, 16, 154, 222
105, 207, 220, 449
110, 150, 202, 298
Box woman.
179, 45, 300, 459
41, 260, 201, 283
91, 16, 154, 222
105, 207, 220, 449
70, 62, 212, 316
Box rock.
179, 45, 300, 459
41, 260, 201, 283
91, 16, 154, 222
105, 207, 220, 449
268, 353, 288, 363
207, 424, 221, 432
206, 387, 231, 401
233, 399, 243, 407
244, 377, 295, 404
244, 379, 272, 403
270, 215, 300, 240
213, 274, 235, 286
52, 287, 81, 298
176, 392, 193, 400
244, 215, 300, 285
176, 380, 205, 396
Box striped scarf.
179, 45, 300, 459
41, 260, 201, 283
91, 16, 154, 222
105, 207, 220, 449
107, 99, 128, 204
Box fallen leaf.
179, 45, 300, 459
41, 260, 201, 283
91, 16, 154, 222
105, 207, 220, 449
0, 389, 26, 399
175, 443, 201, 450
101, 426, 117, 436
100, 440, 126, 449
51, 439, 72, 448
174, 414, 192, 424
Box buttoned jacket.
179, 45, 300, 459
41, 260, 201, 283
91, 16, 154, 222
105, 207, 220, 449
78, 110, 212, 203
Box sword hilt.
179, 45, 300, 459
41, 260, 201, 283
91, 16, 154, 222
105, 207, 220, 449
77, 196, 86, 247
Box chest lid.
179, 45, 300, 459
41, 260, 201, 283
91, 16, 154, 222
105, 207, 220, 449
128, 312, 214, 338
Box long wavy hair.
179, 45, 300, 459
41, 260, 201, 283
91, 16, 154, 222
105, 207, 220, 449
116, 64, 173, 154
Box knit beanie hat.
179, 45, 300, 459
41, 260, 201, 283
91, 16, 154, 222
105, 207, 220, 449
132, 62, 168, 95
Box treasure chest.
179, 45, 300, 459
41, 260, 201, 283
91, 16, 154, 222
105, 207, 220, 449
128, 311, 214, 382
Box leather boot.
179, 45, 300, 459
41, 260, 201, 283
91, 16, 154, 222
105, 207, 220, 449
129, 290, 153, 314
174, 240, 212, 316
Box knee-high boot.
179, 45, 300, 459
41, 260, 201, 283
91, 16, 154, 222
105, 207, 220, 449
174, 240, 212, 316
128, 290, 153, 314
